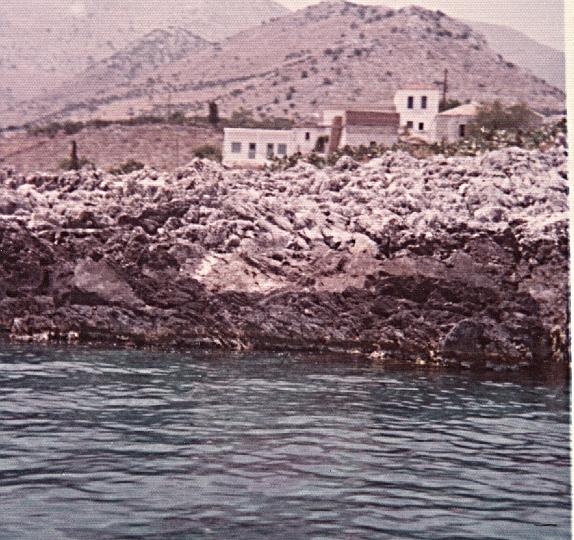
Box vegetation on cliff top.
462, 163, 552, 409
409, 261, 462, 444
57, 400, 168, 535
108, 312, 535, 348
270, 117, 567, 171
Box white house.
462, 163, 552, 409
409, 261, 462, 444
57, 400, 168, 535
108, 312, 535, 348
223, 128, 296, 166
435, 102, 480, 143
223, 105, 401, 166
394, 84, 442, 141
222, 84, 539, 165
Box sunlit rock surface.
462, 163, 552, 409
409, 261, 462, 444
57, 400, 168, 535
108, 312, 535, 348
0, 141, 568, 367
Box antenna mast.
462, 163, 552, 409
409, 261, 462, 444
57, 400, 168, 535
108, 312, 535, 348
442, 68, 449, 109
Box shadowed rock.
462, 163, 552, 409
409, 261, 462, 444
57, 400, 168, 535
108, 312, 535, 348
0, 140, 569, 368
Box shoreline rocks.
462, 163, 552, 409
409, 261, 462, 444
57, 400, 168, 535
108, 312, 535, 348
0, 143, 569, 368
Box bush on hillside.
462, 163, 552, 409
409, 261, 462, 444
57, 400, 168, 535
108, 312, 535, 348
268, 119, 566, 170
59, 157, 94, 171
109, 159, 145, 175
469, 101, 540, 135
168, 111, 187, 125
224, 109, 293, 130
439, 98, 462, 112
62, 121, 85, 135
193, 144, 222, 162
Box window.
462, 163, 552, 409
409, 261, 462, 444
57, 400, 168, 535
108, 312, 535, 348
421, 96, 428, 109
459, 124, 466, 138
277, 143, 287, 156
248, 143, 256, 159
305, 132, 311, 141
267, 143, 274, 159
231, 142, 242, 153
407, 96, 414, 109
419, 122, 425, 131
406, 121, 414, 129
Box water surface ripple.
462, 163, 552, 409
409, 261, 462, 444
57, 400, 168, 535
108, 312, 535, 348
0, 347, 570, 539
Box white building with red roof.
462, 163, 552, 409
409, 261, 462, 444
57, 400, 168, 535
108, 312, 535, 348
222, 85, 486, 166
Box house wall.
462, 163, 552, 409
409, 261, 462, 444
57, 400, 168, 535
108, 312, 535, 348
435, 115, 476, 143
341, 125, 399, 148
323, 109, 346, 127
293, 126, 331, 154
223, 128, 295, 165
394, 89, 441, 141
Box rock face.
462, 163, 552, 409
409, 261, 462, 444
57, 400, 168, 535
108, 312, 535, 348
0, 141, 569, 368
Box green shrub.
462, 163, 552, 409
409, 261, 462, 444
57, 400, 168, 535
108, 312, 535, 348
314, 135, 330, 152
193, 144, 222, 162
439, 98, 462, 112
224, 109, 292, 130
59, 157, 94, 171
168, 111, 187, 125
469, 101, 539, 135
267, 119, 566, 170
27, 122, 62, 138
63, 121, 85, 135
109, 159, 145, 175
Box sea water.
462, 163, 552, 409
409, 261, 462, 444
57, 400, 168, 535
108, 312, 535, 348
0, 346, 570, 539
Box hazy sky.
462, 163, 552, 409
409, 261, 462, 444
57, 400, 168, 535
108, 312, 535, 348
276, 0, 565, 51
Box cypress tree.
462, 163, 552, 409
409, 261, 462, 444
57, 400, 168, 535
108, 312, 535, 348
208, 101, 219, 126
70, 140, 80, 171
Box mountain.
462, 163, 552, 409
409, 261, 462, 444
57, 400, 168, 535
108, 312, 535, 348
1, 1, 566, 126
77, 28, 213, 88
0, 0, 289, 109
467, 21, 565, 91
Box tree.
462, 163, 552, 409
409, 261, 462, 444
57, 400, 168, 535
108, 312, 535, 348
168, 111, 186, 124
59, 140, 94, 171
439, 98, 462, 112
193, 144, 222, 162
314, 135, 329, 153
208, 101, 219, 126
70, 140, 80, 171
470, 101, 538, 135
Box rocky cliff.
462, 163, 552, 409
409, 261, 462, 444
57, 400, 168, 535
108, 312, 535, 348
0, 140, 569, 369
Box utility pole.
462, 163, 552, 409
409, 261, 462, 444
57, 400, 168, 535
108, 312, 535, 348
442, 68, 449, 110
166, 88, 172, 121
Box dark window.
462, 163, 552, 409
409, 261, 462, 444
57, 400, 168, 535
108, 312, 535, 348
231, 142, 241, 153
421, 96, 428, 109
419, 122, 424, 131
248, 143, 256, 159
267, 143, 274, 159
406, 121, 414, 129
459, 124, 466, 137
305, 132, 311, 141
407, 96, 414, 109
277, 143, 288, 156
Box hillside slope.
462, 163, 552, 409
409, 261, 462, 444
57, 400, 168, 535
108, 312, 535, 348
0, 123, 222, 174
3, 1, 564, 126
0, 0, 288, 108
468, 20, 565, 91
74, 28, 214, 89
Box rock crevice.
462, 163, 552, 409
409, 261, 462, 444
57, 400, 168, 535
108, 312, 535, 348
0, 143, 569, 367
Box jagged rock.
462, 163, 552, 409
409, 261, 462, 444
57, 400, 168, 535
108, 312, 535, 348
71, 259, 142, 307
0, 143, 569, 366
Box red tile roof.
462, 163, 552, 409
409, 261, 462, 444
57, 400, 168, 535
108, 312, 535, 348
345, 110, 400, 127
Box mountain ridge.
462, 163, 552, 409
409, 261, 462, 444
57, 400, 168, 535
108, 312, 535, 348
466, 20, 565, 91
0, 1, 565, 126
0, 0, 288, 108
